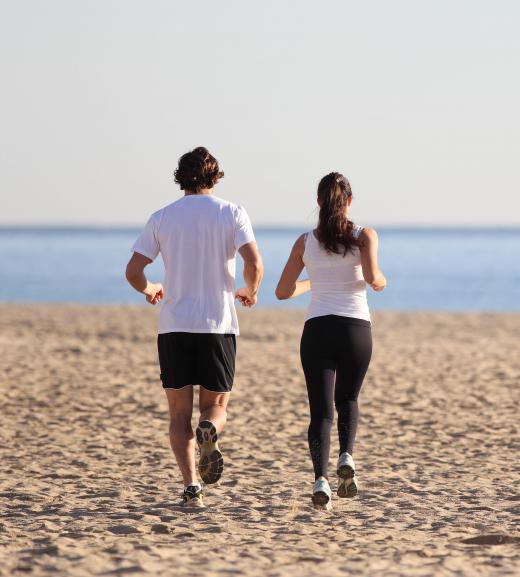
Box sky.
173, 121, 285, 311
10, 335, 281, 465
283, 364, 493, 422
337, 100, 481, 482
0, 0, 519, 227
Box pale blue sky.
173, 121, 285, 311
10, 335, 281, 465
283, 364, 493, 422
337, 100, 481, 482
1, 0, 518, 226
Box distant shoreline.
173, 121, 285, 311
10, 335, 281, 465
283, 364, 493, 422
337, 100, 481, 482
1, 225, 520, 234
1, 303, 519, 315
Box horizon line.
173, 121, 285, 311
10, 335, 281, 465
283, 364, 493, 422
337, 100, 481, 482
1, 222, 520, 232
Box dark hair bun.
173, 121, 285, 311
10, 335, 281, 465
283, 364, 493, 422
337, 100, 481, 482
174, 147, 224, 192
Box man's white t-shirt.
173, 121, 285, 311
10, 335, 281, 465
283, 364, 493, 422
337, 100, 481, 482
132, 194, 256, 335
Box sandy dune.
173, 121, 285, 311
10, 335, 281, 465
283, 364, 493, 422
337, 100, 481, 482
0, 305, 519, 576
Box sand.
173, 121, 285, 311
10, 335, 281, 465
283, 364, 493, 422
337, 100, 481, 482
0, 304, 519, 577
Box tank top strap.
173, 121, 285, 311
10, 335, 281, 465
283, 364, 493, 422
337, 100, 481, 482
352, 225, 363, 240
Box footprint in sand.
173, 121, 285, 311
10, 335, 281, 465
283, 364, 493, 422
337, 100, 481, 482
462, 534, 520, 546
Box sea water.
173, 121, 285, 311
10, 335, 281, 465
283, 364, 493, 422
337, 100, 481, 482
0, 227, 519, 311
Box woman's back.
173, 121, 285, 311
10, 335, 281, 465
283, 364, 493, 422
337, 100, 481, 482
303, 225, 370, 322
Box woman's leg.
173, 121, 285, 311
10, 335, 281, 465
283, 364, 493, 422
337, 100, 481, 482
300, 322, 336, 480
334, 323, 372, 456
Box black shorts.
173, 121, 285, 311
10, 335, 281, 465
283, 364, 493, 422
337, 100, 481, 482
157, 332, 236, 393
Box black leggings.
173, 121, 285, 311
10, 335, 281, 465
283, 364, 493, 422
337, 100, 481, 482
300, 315, 372, 480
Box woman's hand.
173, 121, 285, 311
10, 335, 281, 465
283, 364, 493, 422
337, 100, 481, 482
371, 276, 387, 292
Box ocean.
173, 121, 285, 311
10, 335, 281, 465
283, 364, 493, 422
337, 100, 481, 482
0, 227, 519, 311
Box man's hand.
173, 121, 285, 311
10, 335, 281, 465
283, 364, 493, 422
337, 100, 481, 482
144, 282, 164, 305
235, 287, 257, 308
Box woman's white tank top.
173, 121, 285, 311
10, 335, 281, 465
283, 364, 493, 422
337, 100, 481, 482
302, 225, 370, 323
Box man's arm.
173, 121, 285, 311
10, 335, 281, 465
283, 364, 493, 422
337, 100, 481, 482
125, 252, 164, 305
236, 242, 263, 307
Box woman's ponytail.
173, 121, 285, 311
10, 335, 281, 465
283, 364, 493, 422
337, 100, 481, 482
315, 172, 356, 255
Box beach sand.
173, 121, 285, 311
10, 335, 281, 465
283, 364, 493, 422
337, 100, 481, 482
0, 305, 519, 577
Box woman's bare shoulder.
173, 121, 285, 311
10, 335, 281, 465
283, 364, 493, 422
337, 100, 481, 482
358, 227, 378, 247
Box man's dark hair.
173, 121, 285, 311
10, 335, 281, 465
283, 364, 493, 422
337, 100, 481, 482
174, 147, 224, 193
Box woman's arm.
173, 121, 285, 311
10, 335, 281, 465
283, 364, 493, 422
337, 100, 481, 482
359, 228, 387, 291
275, 234, 311, 300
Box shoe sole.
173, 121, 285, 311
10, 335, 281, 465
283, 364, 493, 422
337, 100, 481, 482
196, 420, 223, 485
337, 476, 358, 498
312, 491, 332, 510
337, 464, 355, 480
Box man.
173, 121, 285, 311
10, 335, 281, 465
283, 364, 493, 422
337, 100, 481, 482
126, 147, 263, 507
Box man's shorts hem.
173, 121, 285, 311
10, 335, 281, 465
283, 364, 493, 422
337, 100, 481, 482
162, 383, 233, 394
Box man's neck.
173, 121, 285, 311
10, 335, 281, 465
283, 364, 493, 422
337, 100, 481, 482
184, 188, 213, 196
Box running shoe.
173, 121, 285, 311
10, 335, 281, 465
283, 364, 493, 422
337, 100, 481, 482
312, 477, 332, 510
196, 420, 224, 485
181, 484, 204, 507
337, 452, 358, 498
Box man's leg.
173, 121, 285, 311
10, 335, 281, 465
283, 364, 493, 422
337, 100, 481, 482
195, 388, 230, 484
199, 388, 230, 433
165, 387, 198, 487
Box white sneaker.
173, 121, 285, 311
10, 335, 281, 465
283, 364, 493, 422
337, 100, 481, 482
337, 452, 358, 498
312, 477, 332, 510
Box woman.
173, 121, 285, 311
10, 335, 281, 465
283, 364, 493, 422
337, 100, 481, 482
276, 172, 386, 510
